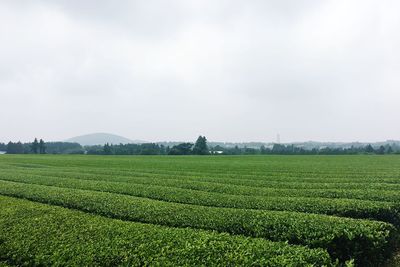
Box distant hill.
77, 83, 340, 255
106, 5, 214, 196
66, 133, 145, 146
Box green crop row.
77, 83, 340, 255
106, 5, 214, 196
4, 165, 400, 193
0, 180, 397, 265
2, 154, 398, 178
2, 155, 400, 183
0, 195, 332, 266
12, 167, 400, 191
5, 160, 400, 180
0, 174, 399, 227
2, 170, 400, 204
2, 155, 400, 266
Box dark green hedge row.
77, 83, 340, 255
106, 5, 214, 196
5, 166, 400, 192
0, 174, 399, 227
0, 180, 397, 265
0, 196, 332, 266
2, 170, 400, 204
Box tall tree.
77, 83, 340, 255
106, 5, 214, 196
193, 136, 209, 155
31, 138, 39, 154
39, 139, 46, 154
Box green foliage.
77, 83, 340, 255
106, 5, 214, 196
1, 172, 399, 227
6, 139, 47, 154
4, 137, 397, 155
0, 179, 397, 265
168, 143, 193, 155
39, 139, 46, 154
193, 135, 209, 155
5, 142, 24, 154
1, 155, 400, 266
4, 166, 400, 204
31, 138, 39, 154
45, 142, 83, 154
96, 143, 167, 155
0, 196, 331, 266
0, 142, 6, 151
103, 143, 113, 155
365, 144, 374, 153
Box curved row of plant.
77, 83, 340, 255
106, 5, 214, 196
0, 175, 399, 227
0, 195, 332, 266
0, 180, 397, 265
4, 166, 400, 192
2, 170, 400, 204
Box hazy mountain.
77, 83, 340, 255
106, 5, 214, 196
65, 133, 145, 146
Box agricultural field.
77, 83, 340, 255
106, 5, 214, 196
1, 155, 400, 266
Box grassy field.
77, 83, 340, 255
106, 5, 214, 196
1, 155, 400, 266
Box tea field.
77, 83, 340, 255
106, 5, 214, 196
1, 155, 400, 266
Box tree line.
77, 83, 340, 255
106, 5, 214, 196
0, 139, 83, 154
2, 138, 47, 154
0, 136, 398, 155
214, 143, 398, 155
88, 136, 209, 155
0, 136, 209, 155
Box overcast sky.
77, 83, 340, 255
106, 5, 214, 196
1, 1, 399, 143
